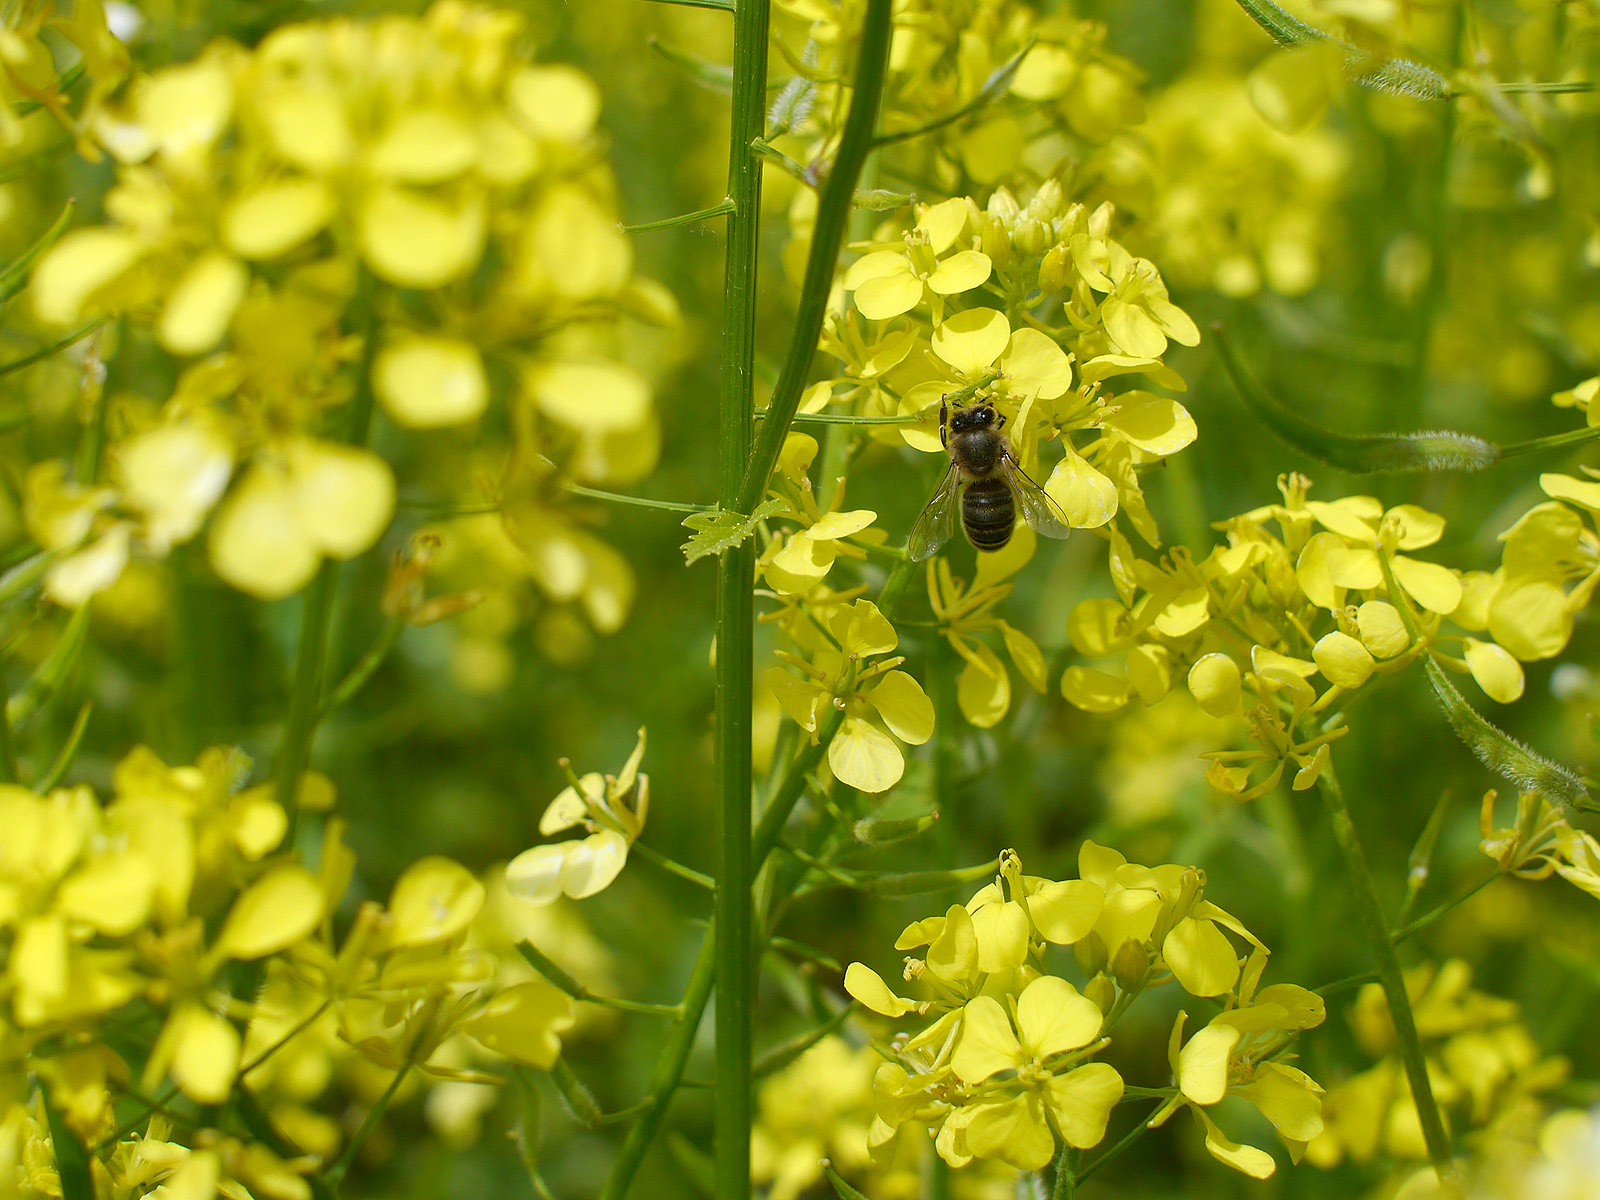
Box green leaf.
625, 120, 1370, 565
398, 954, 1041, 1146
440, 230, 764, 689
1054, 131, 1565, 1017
0, 202, 75, 306
1425, 658, 1598, 814
1214, 325, 1499, 473
1231, 0, 1452, 99
824, 1162, 878, 1200
38, 1085, 95, 1200
680, 498, 784, 565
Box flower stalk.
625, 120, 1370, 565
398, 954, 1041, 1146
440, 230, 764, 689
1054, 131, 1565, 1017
1316, 764, 1455, 1178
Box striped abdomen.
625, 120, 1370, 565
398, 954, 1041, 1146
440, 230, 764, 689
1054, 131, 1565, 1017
961, 477, 1014, 551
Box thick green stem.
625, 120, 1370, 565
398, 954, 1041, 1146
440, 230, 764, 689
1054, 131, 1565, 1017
735, 0, 895, 515
711, 0, 770, 1191
1316, 765, 1455, 1178
275, 275, 380, 839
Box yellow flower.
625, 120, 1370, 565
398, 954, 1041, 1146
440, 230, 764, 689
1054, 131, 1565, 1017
505, 729, 647, 903
844, 198, 992, 320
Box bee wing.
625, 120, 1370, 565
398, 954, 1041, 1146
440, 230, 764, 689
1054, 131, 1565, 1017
1000, 451, 1073, 540
906, 461, 962, 561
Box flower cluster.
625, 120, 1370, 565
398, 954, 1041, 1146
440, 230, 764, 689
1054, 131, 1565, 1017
0, 745, 582, 1193
23, 0, 666, 639
1478, 790, 1600, 902
1060, 473, 1591, 801
846, 845, 1324, 1178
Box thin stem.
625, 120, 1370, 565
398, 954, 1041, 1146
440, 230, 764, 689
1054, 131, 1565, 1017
33, 700, 92, 792
276, 273, 380, 840
735, 0, 895, 515
624, 198, 735, 233
1316, 764, 1455, 1178
562, 482, 711, 514
642, 0, 734, 10
712, 0, 771, 1192
1496, 425, 1600, 461
0, 319, 107, 378
317, 617, 405, 717
1391, 870, 1498, 944
761, 409, 924, 425
1050, 1137, 1074, 1200
1075, 1103, 1162, 1184
630, 840, 717, 889
326, 1065, 409, 1186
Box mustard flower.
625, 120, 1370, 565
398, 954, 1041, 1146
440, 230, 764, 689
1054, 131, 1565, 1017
844, 198, 992, 320
926, 534, 1048, 727
765, 599, 934, 793
505, 728, 648, 904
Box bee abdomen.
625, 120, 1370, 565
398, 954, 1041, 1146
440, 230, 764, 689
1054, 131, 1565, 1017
962, 478, 1014, 551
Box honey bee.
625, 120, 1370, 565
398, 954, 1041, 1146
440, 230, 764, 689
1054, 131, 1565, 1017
906, 398, 1071, 561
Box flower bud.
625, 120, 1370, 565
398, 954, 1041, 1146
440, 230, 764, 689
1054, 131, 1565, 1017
1014, 216, 1050, 258
1074, 929, 1108, 977
1083, 972, 1117, 1015
1110, 937, 1149, 991
1028, 178, 1063, 223
987, 186, 1020, 223
982, 216, 1012, 270
1039, 244, 1070, 293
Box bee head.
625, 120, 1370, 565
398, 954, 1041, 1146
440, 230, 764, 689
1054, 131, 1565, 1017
949, 401, 998, 433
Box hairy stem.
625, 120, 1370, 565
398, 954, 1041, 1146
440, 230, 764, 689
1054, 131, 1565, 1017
1316, 764, 1455, 1177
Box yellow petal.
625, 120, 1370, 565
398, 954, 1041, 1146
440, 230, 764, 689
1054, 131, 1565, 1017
931, 308, 1010, 376
926, 249, 993, 295
957, 643, 1011, 729
969, 898, 1029, 973
843, 963, 916, 1017
213, 866, 323, 959
998, 621, 1047, 692
1164, 918, 1240, 998
208, 462, 318, 599
952, 995, 1022, 1082
1016, 976, 1102, 1058
1101, 392, 1197, 456
853, 270, 923, 321
259, 83, 352, 173
1178, 1021, 1241, 1104
507, 64, 601, 142
517, 185, 631, 299
1102, 298, 1166, 358
1044, 450, 1118, 528
504, 844, 567, 905
30, 227, 145, 324
136, 57, 233, 160
829, 599, 897, 656
1391, 557, 1462, 614
1489, 579, 1571, 661
1463, 638, 1524, 703
367, 107, 478, 183
1235, 1061, 1324, 1141
1028, 879, 1104, 944
557, 829, 629, 899
999, 328, 1073, 400
222, 178, 335, 260
864, 670, 934, 745
167, 1004, 241, 1105
529, 361, 650, 432
960, 1093, 1054, 1170
1356, 600, 1410, 659
926, 904, 978, 981
358, 186, 486, 288
1126, 642, 1172, 705
1312, 631, 1374, 688
808, 509, 877, 540
374, 336, 489, 427
842, 251, 907, 290
1188, 653, 1242, 717
158, 252, 248, 356
1197, 1109, 1277, 1177
1061, 666, 1131, 713
1046, 1062, 1125, 1148
915, 198, 971, 254
45, 527, 129, 606
1386, 505, 1447, 550
285, 439, 395, 559
388, 856, 485, 946
459, 979, 575, 1069
56, 853, 155, 936
1296, 532, 1345, 610
828, 716, 904, 793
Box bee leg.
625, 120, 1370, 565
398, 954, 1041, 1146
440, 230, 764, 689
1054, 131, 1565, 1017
994, 410, 1007, 429
939, 399, 949, 448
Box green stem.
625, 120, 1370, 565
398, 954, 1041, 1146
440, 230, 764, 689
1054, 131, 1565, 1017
735, 0, 895, 515
1049, 1137, 1074, 1200
1316, 765, 1454, 1178
623, 197, 735, 233
712, 0, 772, 1191
276, 275, 380, 840
1075, 1102, 1161, 1184
0, 319, 106, 378
326, 1065, 409, 1186
563, 482, 710, 513
1390, 870, 1497, 944
1496, 425, 1600, 460
316, 616, 405, 718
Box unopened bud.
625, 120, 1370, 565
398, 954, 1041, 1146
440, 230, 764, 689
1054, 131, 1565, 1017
1110, 938, 1149, 991
1074, 930, 1109, 977
982, 216, 1012, 269
853, 811, 939, 845
1039, 244, 1070, 293
987, 186, 1020, 223
1083, 973, 1117, 1015
1014, 216, 1049, 258
410, 589, 485, 627
1029, 178, 1063, 223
